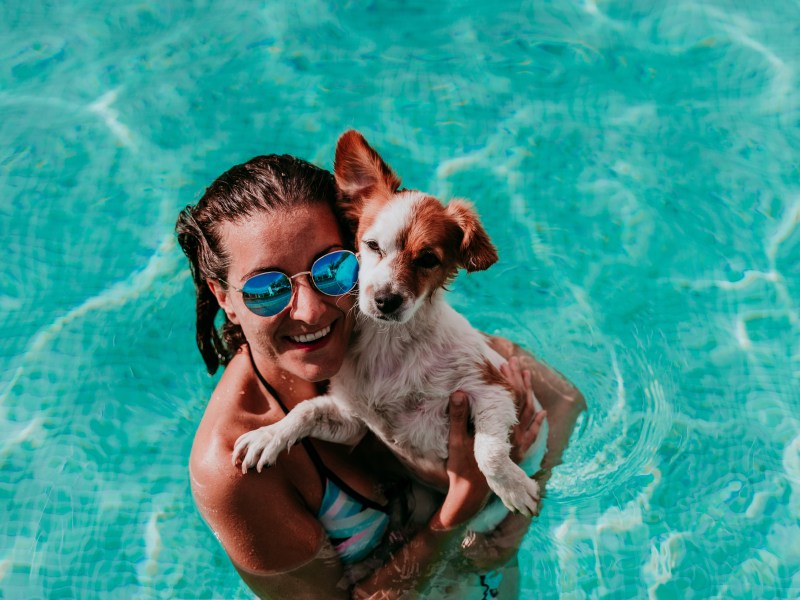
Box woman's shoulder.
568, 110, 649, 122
188, 352, 327, 573
189, 443, 327, 575
193, 351, 271, 452
189, 350, 276, 502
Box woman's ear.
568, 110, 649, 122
207, 279, 240, 325
445, 199, 499, 272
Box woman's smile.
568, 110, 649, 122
283, 321, 336, 350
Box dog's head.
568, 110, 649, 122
334, 130, 498, 323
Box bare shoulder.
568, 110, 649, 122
188, 352, 326, 575
193, 354, 256, 448
189, 446, 325, 573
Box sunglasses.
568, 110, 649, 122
225, 249, 359, 317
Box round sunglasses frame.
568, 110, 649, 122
222, 249, 359, 317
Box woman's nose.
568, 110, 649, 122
289, 276, 326, 323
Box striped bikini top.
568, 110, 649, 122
248, 350, 390, 564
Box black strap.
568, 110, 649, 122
246, 346, 330, 482
245, 346, 387, 513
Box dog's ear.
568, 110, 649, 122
334, 130, 401, 221
446, 199, 498, 272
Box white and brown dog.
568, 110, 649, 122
234, 130, 546, 521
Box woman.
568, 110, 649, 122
176, 153, 585, 598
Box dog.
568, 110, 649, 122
233, 130, 546, 522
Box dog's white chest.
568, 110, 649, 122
328, 299, 503, 479
332, 354, 451, 465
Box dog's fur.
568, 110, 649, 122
234, 131, 543, 518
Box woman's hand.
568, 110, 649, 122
500, 357, 547, 464
434, 392, 491, 530
355, 392, 493, 598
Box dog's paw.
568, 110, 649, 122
232, 427, 287, 474
493, 474, 541, 517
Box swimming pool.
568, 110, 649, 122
2, 0, 798, 597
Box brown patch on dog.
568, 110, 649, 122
391, 195, 499, 300
353, 200, 388, 246
393, 195, 463, 298
445, 199, 498, 272
479, 358, 515, 395
334, 130, 401, 231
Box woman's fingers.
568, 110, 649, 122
503, 355, 545, 463
522, 410, 547, 449
448, 391, 470, 448
516, 369, 535, 428
502, 358, 533, 420
510, 404, 547, 463
447, 391, 483, 479
501, 357, 525, 408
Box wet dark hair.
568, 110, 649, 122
175, 154, 351, 375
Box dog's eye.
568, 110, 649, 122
364, 240, 382, 255
414, 252, 440, 269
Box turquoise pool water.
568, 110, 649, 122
2, 1, 798, 597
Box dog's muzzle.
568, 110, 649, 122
374, 292, 403, 316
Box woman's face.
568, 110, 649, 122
211, 202, 356, 382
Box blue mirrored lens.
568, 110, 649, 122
241, 271, 292, 316
311, 251, 359, 296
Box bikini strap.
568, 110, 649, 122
245, 346, 332, 484
246, 346, 289, 412
245, 346, 387, 513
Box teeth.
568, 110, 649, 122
289, 325, 331, 344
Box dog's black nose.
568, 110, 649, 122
375, 293, 403, 315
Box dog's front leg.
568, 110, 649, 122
470, 389, 541, 517
232, 395, 366, 473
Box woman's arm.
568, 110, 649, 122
486, 335, 586, 474
454, 340, 587, 573
192, 393, 490, 600
190, 457, 351, 599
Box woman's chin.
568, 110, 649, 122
283, 351, 343, 383
300, 364, 339, 383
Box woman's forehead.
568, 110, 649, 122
221, 203, 343, 277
